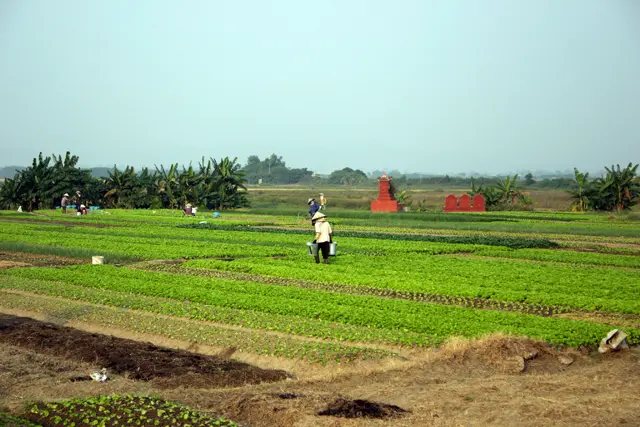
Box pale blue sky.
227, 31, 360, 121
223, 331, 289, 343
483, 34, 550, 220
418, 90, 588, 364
1, 0, 639, 174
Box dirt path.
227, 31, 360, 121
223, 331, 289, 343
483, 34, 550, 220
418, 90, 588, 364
1, 313, 639, 427
0, 251, 84, 268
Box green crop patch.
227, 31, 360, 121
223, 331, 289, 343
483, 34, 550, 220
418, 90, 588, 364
23, 395, 237, 427
178, 223, 559, 249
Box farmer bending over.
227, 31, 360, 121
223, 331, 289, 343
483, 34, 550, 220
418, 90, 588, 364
311, 212, 332, 264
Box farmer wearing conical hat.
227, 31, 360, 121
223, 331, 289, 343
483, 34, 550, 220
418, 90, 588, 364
307, 197, 320, 218
61, 193, 70, 214
319, 193, 327, 210
311, 211, 332, 264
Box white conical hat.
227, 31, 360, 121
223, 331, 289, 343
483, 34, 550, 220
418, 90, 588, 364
311, 212, 326, 221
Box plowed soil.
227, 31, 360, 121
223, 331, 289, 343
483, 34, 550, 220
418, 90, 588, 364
0, 314, 288, 389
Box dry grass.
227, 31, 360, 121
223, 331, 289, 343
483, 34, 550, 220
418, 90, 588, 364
2, 317, 640, 427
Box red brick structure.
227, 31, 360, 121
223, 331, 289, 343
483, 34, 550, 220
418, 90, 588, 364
371, 173, 401, 212
443, 194, 486, 212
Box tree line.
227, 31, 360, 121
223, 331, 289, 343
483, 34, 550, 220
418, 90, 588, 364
0, 152, 637, 213
0, 153, 249, 211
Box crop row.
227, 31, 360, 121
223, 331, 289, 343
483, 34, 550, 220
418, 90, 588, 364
2, 266, 637, 348
0, 221, 497, 257
0, 275, 434, 347
0, 290, 396, 363
473, 247, 640, 268
179, 223, 559, 249
138, 262, 569, 317
330, 215, 640, 238
183, 253, 640, 314
0, 224, 299, 259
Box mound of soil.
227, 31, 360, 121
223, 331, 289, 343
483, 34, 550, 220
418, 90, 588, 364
318, 397, 408, 419
0, 314, 288, 388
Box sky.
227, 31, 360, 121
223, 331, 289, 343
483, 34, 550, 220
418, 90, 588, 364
1, 1, 639, 175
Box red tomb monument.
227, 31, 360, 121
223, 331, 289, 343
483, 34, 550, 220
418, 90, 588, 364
371, 173, 401, 212
443, 194, 486, 212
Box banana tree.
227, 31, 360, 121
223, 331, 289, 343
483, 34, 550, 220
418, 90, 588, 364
495, 174, 521, 205
104, 166, 138, 208
176, 164, 203, 207
155, 163, 179, 209
599, 163, 639, 213
0, 173, 26, 210
567, 168, 593, 211
211, 157, 248, 209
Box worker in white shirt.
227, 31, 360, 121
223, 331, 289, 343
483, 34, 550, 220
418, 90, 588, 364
311, 211, 332, 264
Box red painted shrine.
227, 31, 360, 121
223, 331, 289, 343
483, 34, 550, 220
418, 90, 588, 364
444, 194, 486, 212
371, 173, 401, 212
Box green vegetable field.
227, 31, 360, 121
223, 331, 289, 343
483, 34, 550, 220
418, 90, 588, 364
1, 208, 639, 364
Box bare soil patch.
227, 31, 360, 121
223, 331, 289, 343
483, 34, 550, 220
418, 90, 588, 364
0, 251, 84, 268
318, 397, 408, 419
0, 314, 288, 389
0, 260, 30, 269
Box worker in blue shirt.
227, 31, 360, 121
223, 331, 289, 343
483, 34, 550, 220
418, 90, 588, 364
308, 198, 320, 219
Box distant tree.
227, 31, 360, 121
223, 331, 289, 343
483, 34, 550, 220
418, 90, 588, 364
524, 173, 536, 186
328, 168, 368, 186
242, 154, 312, 185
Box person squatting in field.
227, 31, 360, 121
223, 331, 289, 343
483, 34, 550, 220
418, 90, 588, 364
311, 211, 332, 264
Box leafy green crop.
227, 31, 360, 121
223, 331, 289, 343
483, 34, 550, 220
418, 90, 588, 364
2, 267, 637, 348
178, 223, 559, 249
23, 395, 237, 427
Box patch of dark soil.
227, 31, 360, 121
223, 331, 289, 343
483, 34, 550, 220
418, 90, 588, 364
318, 397, 408, 419
68, 375, 92, 382
277, 393, 299, 399
0, 314, 288, 388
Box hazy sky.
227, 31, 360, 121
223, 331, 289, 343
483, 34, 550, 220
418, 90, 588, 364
1, 1, 639, 175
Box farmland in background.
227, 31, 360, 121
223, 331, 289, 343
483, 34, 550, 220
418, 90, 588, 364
246, 185, 574, 211
0, 206, 639, 426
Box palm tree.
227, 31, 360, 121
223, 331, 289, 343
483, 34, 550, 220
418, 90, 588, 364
568, 168, 592, 211
0, 173, 25, 210
211, 157, 248, 209
155, 163, 179, 209
19, 153, 55, 211
176, 164, 203, 208
495, 174, 521, 206
104, 165, 142, 208
599, 163, 640, 213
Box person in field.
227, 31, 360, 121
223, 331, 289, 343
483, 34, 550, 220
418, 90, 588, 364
311, 211, 332, 264
61, 193, 69, 214
308, 198, 320, 218
75, 191, 83, 215
319, 193, 327, 210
